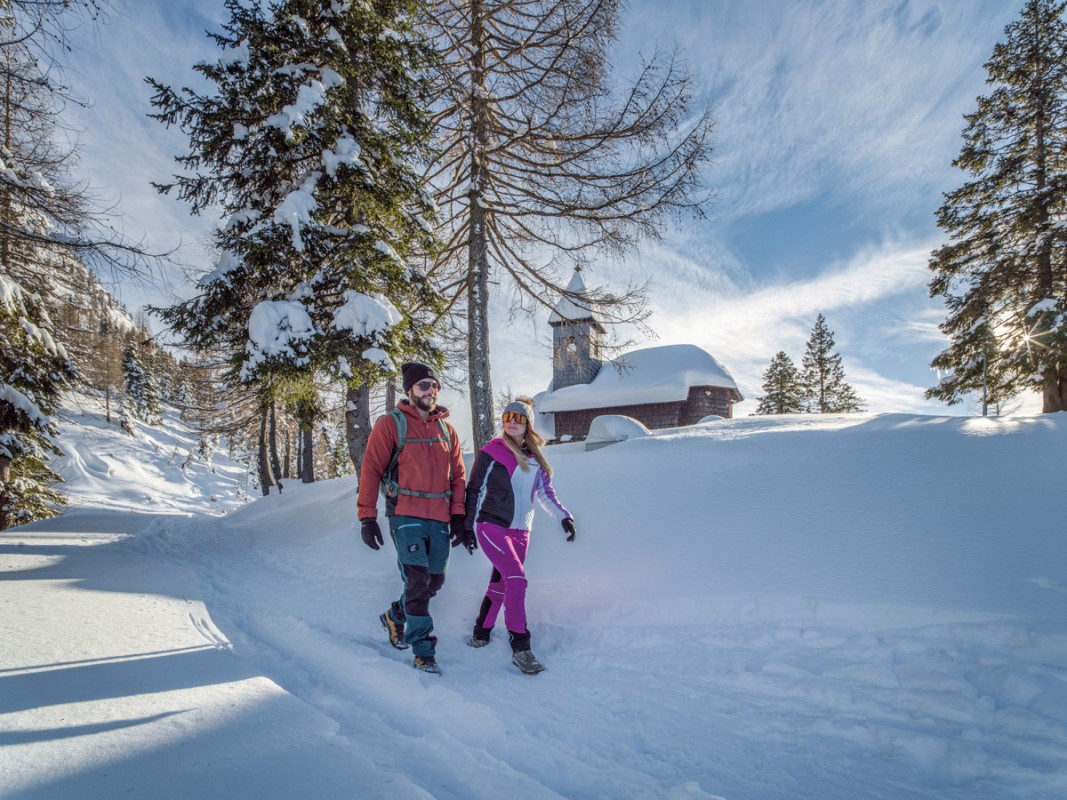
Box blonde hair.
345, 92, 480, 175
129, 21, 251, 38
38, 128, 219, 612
501, 397, 552, 476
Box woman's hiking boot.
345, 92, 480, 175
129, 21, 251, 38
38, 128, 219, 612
508, 629, 543, 674
467, 623, 491, 648
511, 649, 545, 675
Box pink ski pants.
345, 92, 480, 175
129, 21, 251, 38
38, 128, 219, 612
475, 521, 530, 634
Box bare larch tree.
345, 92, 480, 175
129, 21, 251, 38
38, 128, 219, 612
423, 0, 713, 447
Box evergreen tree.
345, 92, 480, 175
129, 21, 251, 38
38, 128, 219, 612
754, 351, 804, 415
122, 344, 162, 426
800, 315, 865, 414
196, 433, 219, 465
148, 0, 443, 460
929, 0, 1067, 412
0, 274, 77, 529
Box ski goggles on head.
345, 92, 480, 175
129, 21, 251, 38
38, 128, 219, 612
502, 411, 527, 424
415, 380, 440, 392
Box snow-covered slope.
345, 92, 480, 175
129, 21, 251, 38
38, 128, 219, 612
2, 400, 1065, 799
49, 391, 249, 515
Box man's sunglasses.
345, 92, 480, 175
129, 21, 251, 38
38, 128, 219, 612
502, 411, 527, 424
416, 380, 440, 392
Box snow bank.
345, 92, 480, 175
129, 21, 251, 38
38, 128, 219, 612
4, 405, 1066, 799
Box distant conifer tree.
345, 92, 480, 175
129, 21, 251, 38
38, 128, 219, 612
800, 315, 865, 413
754, 351, 804, 415
122, 344, 162, 426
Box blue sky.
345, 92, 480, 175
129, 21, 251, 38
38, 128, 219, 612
64, 0, 1033, 446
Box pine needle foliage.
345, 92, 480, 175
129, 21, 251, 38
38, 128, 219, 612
929, 0, 1067, 412
148, 0, 444, 394
800, 314, 865, 414
0, 275, 76, 529
754, 351, 804, 415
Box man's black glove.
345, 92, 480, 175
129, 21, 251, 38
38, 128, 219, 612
449, 514, 477, 554
561, 517, 576, 542
361, 518, 383, 550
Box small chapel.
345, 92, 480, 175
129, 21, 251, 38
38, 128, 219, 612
535, 268, 743, 441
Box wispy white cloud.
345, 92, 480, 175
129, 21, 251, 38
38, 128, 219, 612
645, 238, 931, 339
618, 0, 1023, 222
627, 237, 943, 410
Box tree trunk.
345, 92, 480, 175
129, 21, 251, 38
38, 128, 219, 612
345, 383, 372, 474
257, 408, 274, 496
466, 0, 495, 450
268, 401, 282, 481
283, 428, 291, 479
0, 455, 11, 531
1042, 365, 1067, 412
300, 424, 314, 483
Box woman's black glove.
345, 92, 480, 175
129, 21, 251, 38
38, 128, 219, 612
561, 517, 576, 542
462, 528, 478, 554
449, 514, 477, 553
361, 518, 383, 550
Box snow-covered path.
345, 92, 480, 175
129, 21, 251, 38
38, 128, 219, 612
0, 510, 428, 799
3, 399, 1067, 799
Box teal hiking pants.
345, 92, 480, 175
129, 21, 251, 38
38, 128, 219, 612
387, 515, 450, 657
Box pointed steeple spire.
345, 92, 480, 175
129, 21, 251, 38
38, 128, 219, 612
549, 267, 603, 329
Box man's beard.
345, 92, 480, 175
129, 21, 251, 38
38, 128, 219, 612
412, 393, 437, 413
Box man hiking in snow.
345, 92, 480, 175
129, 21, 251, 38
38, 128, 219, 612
357, 362, 473, 674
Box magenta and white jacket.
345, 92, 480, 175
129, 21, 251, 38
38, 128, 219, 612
464, 438, 571, 533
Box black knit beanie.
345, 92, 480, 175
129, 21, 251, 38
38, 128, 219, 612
401, 362, 437, 392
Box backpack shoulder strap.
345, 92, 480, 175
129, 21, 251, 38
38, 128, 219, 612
380, 409, 406, 499
390, 409, 407, 452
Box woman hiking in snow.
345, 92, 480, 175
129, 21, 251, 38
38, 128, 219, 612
464, 398, 576, 674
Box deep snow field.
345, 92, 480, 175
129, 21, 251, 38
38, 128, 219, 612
1, 393, 1065, 799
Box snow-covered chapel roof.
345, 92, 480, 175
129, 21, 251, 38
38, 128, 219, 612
537, 343, 743, 413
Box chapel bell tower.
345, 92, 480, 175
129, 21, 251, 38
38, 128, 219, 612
549, 267, 605, 390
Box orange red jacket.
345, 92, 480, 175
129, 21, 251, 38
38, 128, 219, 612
357, 400, 466, 523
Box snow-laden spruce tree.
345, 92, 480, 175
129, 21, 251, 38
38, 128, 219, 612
0, 275, 77, 529
754, 351, 804, 415
929, 0, 1067, 412
121, 344, 163, 426
424, 0, 713, 447
800, 315, 865, 414
149, 0, 443, 470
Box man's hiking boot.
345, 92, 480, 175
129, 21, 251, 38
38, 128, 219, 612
467, 623, 491, 648
512, 649, 545, 675
413, 655, 441, 675
380, 611, 409, 650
